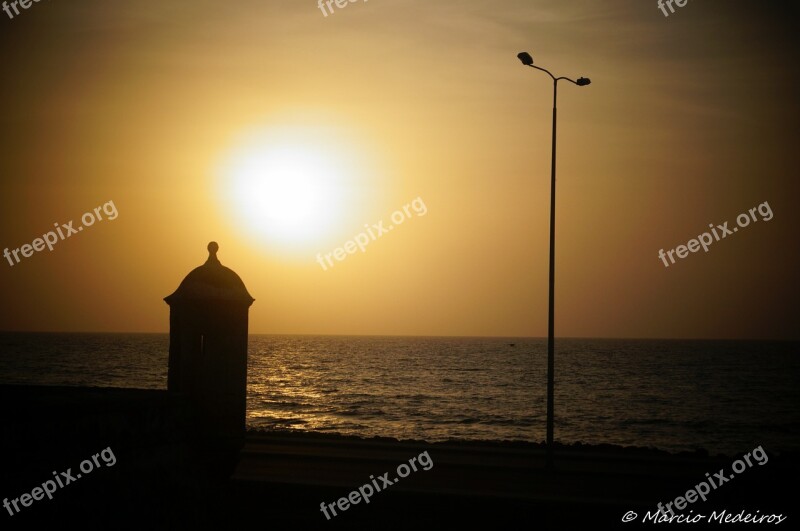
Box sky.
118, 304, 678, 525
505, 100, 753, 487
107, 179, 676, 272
0, 0, 798, 339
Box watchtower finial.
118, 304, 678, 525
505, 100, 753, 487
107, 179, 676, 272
207, 241, 220, 264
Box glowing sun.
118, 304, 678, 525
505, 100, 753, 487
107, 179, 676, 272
218, 125, 364, 253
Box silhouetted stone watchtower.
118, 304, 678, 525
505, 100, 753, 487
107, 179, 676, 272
165, 242, 254, 441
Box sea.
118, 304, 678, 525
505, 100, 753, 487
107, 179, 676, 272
0, 333, 797, 456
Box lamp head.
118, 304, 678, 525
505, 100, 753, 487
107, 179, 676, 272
576, 77, 591, 86
517, 52, 534, 66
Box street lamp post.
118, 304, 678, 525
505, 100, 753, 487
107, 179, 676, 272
517, 51, 590, 470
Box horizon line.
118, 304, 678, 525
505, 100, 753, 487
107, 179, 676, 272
0, 330, 797, 343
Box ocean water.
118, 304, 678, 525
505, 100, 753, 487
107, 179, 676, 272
0, 333, 797, 456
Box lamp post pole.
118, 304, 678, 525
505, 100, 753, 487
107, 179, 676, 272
517, 52, 590, 470
547, 76, 558, 472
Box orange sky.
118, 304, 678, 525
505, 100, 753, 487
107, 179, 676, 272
0, 0, 798, 339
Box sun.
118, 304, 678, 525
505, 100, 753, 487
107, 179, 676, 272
218, 125, 366, 253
